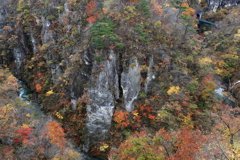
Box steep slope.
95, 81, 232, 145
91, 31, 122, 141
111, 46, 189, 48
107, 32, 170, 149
0, 68, 83, 159
0, 0, 240, 159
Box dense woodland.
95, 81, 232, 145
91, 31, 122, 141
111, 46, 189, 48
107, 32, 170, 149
0, 0, 240, 159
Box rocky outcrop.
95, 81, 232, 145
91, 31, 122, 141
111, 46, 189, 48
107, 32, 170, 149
13, 47, 25, 74
231, 82, 240, 105
86, 50, 118, 142
144, 55, 155, 94
5, 0, 240, 156
121, 57, 141, 112
208, 0, 240, 12
41, 17, 55, 44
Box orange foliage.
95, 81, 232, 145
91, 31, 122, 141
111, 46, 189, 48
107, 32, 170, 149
113, 110, 130, 128
37, 73, 44, 78
85, 1, 96, 16
113, 110, 128, 123
138, 103, 155, 119
87, 16, 97, 24
181, 3, 195, 17
85, 1, 97, 24
36, 84, 42, 92
172, 129, 205, 160
148, 114, 155, 119
152, 4, 163, 15
3, 26, 11, 30
46, 121, 66, 149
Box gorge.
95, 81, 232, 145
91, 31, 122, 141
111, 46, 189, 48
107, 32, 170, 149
0, 0, 240, 159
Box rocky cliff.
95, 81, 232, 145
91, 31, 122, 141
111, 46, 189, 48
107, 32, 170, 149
0, 0, 240, 159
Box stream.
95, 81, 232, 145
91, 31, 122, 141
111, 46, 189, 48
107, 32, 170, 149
215, 86, 235, 108
18, 81, 97, 160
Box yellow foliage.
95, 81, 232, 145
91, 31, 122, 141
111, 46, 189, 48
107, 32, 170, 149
40, 44, 49, 51
123, 6, 138, 20
0, 104, 15, 119
198, 57, 213, 67
18, 0, 24, 4
22, 124, 30, 128
46, 90, 54, 96
164, 4, 170, 7
218, 60, 228, 68
133, 112, 138, 117
179, 113, 194, 129
167, 86, 180, 95
140, 65, 149, 71
154, 21, 162, 28
201, 81, 217, 99
204, 31, 212, 35
7, 75, 18, 86
26, 113, 31, 117
102, 8, 108, 14
181, 3, 189, 7
38, 61, 45, 67
100, 144, 109, 151
216, 68, 227, 77
56, 112, 63, 119
234, 29, 240, 40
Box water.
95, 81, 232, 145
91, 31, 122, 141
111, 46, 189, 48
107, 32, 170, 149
215, 86, 235, 107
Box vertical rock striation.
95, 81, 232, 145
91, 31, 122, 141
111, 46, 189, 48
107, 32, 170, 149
121, 57, 141, 112
86, 50, 118, 142
13, 47, 25, 75
144, 55, 155, 94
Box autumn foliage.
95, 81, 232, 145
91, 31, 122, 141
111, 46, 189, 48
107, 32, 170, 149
15, 127, 34, 144
85, 1, 97, 24
171, 129, 205, 160
46, 121, 66, 149
181, 3, 195, 17
110, 129, 205, 160
35, 84, 42, 92
113, 104, 155, 130
1, 0, 240, 159
113, 110, 130, 128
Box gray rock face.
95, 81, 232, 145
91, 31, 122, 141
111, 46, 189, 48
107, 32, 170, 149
121, 57, 141, 112
0, 6, 9, 65
13, 47, 25, 74
86, 50, 118, 142
0, 8, 6, 25
230, 80, 240, 106
30, 33, 38, 56
50, 63, 63, 83
215, 87, 235, 107
208, 0, 223, 12
208, 0, 240, 12
41, 17, 55, 44
145, 55, 155, 94
86, 105, 114, 141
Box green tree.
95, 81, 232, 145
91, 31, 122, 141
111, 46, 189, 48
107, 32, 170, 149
90, 17, 123, 49
171, 0, 196, 41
